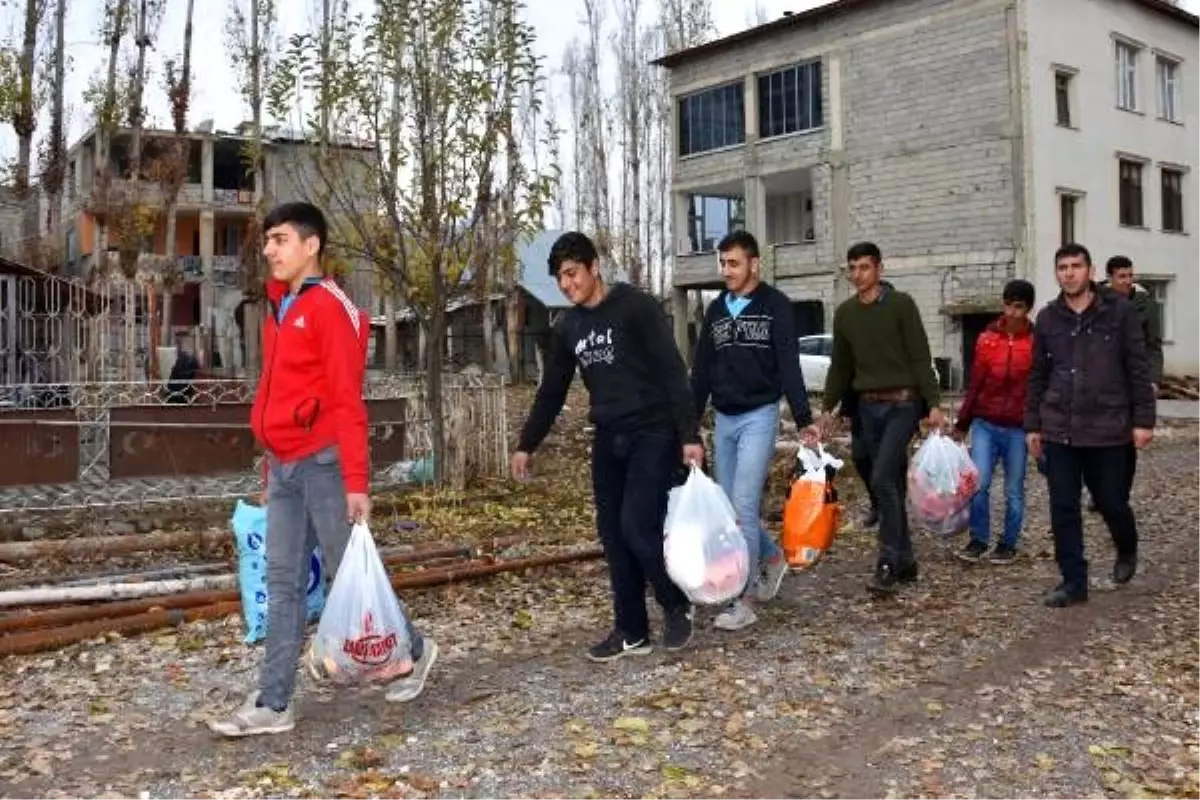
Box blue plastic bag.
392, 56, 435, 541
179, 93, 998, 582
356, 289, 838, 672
231, 499, 327, 645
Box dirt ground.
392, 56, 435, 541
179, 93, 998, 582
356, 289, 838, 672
0, 387, 1196, 799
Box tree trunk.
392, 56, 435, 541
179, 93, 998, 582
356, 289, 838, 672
94, 0, 129, 275
505, 289, 522, 383
13, 0, 40, 257
383, 290, 398, 371
245, 0, 265, 376
44, 0, 67, 264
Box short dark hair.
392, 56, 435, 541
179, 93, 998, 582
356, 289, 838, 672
847, 241, 882, 263
717, 230, 760, 259
1002, 278, 1035, 308
263, 202, 328, 256
547, 231, 599, 276
1106, 255, 1133, 275
1054, 242, 1092, 266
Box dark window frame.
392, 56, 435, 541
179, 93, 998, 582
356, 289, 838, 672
1059, 193, 1078, 245
677, 82, 746, 158
1118, 159, 1144, 228
1161, 168, 1184, 233
757, 60, 823, 139
1055, 71, 1073, 127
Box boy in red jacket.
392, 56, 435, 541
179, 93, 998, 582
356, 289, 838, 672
210, 202, 435, 738
953, 279, 1036, 565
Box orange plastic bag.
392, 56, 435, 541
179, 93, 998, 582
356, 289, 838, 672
781, 444, 844, 570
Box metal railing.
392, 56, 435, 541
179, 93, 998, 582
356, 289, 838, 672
0, 372, 507, 515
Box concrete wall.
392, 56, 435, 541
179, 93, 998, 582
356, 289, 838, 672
1025, 0, 1198, 375
666, 0, 1023, 379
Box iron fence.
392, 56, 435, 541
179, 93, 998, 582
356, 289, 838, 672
0, 372, 507, 515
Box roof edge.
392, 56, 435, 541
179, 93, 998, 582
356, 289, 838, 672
650, 0, 1198, 70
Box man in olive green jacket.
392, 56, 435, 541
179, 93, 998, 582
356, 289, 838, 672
1086, 255, 1162, 514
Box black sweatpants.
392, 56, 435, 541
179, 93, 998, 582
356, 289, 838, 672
859, 400, 920, 567
849, 412, 878, 513
591, 427, 689, 641
1044, 441, 1139, 590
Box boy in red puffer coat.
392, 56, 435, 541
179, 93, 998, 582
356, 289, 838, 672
953, 280, 1036, 565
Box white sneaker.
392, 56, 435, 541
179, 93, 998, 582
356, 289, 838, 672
386, 639, 438, 703
713, 602, 757, 631
208, 691, 295, 738
757, 556, 789, 602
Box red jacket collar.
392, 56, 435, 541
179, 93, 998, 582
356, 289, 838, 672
987, 316, 1033, 339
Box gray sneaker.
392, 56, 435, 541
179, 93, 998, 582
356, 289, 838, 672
756, 555, 788, 602
385, 639, 438, 703
208, 691, 294, 738
713, 602, 757, 631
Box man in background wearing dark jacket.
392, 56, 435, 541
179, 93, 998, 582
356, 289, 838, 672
1086, 255, 1163, 513
1025, 244, 1156, 608
691, 230, 815, 631
512, 232, 702, 660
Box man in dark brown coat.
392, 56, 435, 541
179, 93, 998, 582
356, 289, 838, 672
1025, 243, 1156, 608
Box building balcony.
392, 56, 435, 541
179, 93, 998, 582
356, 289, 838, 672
212, 188, 255, 209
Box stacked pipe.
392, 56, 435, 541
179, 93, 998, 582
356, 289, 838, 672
0, 534, 603, 656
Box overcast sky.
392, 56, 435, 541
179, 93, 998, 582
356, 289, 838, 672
0, 0, 809, 164
0, 0, 1197, 170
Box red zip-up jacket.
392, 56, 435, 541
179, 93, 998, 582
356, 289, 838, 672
955, 317, 1034, 432
251, 277, 371, 493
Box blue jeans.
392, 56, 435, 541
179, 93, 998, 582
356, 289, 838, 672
714, 404, 783, 598
967, 419, 1027, 548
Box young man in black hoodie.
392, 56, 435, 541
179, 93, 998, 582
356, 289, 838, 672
691, 230, 814, 631
512, 232, 703, 661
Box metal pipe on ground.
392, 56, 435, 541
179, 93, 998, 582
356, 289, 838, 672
0, 548, 604, 656
0, 529, 231, 563
0, 538, 528, 633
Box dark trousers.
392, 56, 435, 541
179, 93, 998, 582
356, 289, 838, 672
849, 413, 878, 512
859, 400, 920, 566
1043, 441, 1139, 590
592, 427, 689, 641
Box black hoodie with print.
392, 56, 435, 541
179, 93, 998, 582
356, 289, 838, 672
517, 283, 699, 453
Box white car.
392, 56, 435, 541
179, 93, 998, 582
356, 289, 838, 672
797, 334, 940, 394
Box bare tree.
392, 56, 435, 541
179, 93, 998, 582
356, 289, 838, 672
580, 0, 611, 255
227, 0, 278, 375
152, 0, 195, 340
268, 0, 555, 482
611, 0, 644, 286
7, 0, 48, 257
87, 0, 131, 280
560, 45, 584, 231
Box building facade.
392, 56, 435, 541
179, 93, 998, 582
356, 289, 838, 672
656, 0, 1198, 382
52, 125, 377, 373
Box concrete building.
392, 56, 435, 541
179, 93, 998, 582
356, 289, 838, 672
53, 123, 377, 372
654, 0, 1198, 383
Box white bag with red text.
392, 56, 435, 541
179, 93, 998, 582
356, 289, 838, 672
306, 523, 413, 684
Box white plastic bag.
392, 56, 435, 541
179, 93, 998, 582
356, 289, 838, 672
907, 432, 979, 537
663, 466, 750, 605
306, 523, 413, 684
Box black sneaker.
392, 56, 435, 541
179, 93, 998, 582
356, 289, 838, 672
897, 560, 919, 583
586, 630, 651, 663
1113, 556, 1137, 585
662, 606, 694, 652
1043, 583, 1087, 608
988, 544, 1018, 565
867, 562, 899, 595
957, 539, 988, 563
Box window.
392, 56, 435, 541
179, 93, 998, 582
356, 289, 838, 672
1118, 159, 1144, 227
1157, 56, 1181, 122
1140, 279, 1171, 339
1060, 193, 1079, 245
1115, 40, 1139, 111
677, 83, 745, 157
757, 61, 823, 138
1055, 70, 1074, 127
1161, 168, 1185, 232
686, 195, 744, 252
